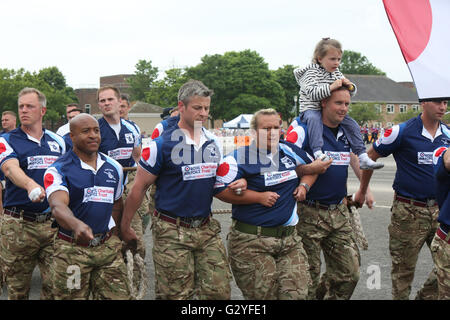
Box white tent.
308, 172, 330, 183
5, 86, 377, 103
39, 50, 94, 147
222, 114, 253, 129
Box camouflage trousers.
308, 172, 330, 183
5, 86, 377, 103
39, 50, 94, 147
430, 229, 450, 300
227, 222, 311, 300
0, 214, 56, 300
151, 215, 232, 300
51, 234, 131, 300
297, 203, 360, 300
389, 200, 439, 300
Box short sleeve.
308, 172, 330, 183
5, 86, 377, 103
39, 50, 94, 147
280, 142, 313, 166
285, 125, 307, 150
44, 166, 69, 199
139, 139, 163, 176
433, 146, 449, 181
0, 136, 17, 166
214, 154, 242, 193
373, 125, 402, 157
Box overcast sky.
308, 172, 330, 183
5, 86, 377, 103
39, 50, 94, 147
0, 0, 412, 89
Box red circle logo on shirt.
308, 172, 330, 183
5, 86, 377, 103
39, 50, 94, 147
44, 173, 54, 189
0, 143, 6, 154
151, 128, 160, 140
434, 147, 447, 158
384, 128, 393, 137
142, 147, 150, 161
216, 162, 230, 177
286, 131, 298, 144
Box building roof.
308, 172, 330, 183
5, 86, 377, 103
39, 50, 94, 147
345, 74, 419, 104
130, 101, 164, 114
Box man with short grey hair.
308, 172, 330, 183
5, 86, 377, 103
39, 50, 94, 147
121, 79, 245, 299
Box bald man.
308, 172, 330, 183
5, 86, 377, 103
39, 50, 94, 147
44, 114, 130, 299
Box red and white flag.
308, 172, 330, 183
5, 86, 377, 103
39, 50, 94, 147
383, 0, 450, 101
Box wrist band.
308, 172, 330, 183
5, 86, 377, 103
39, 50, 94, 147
300, 182, 310, 193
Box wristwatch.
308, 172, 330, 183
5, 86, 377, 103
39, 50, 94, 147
299, 182, 310, 193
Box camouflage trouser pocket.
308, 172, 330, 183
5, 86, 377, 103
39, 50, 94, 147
298, 204, 319, 226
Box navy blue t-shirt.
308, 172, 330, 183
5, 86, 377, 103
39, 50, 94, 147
0, 127, 66, 212
215, 141, 312, 227
433, 147, 450, 228
44, 150, 123, 234
140, 124, 222, 218
374, 115, 450, 200
287, 121, 352, 204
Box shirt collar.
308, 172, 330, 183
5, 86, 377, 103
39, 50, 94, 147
78, 152, 105, 174
418, 114, 443, 142
19, 127, 45, 145
179, 127, 208, 151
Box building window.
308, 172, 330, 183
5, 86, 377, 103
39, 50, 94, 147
386, 104, 394, 114
375, 104, 381, 113
399, 104, 407, 113
412, 104, 419, 112
85, 104, 91, 114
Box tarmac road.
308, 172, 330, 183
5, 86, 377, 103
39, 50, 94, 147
0, 154, 437, 300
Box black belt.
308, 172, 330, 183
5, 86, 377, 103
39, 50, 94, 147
153, 210, 210, 228
3, 207, 51, 223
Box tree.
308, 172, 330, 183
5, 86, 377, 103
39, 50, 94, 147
348, 102, 382, 125
394, 109, 420, 123
145, 68, 188, 108
340, 50, 386, 75
127, 59, 159, 101
0, 67, 77, 130
272, 65, 299, 124
186, 50, 284, 123
38, 66, 67, 90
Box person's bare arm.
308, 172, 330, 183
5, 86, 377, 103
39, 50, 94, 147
132, 146, 141, 164
2, 159, 45, 202
121, 166, 157, 243
296, 158, 332, 176
215, 188, 280, 207
293, 174, 318, 202
354, 147, 382, 207
48, 190, 94, 243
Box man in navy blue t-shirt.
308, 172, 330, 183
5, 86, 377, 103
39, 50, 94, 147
355, 99, 449, 300
286, 86, 365, 300
96, 86, 145, 258
431, 146, 450, 299
0, 88, 66, 299
121, 80, 245, 300
45, 114, 130, 299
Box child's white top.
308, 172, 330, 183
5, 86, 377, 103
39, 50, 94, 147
294, 63, 357, 112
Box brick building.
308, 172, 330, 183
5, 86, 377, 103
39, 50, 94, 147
346, 74, 420, 127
